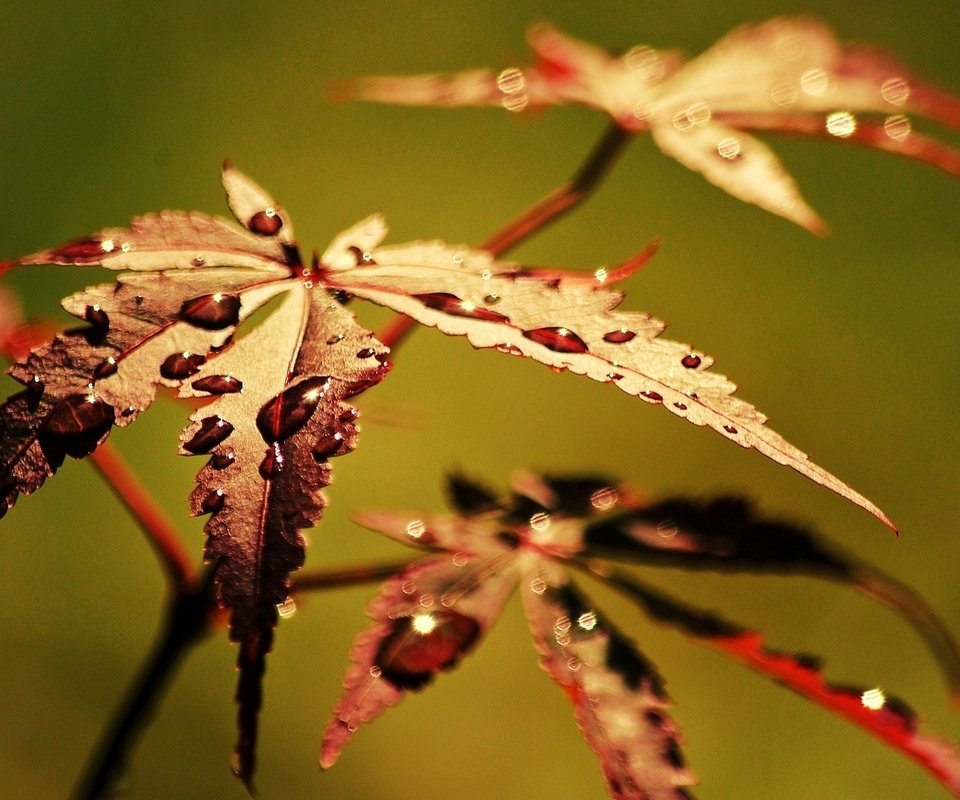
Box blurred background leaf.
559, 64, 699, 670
1, 1, 958, 798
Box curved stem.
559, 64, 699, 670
291, 558, 414, 593
71, 566, 218, 800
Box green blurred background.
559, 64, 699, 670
1, 2, 959, 798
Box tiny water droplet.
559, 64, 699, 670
368, 665, 382, 678
326, 333, 345, 345
179, 293, 241, 330
356, 347, 376, 359
183, 416, 234, 454
248, 208, 283, 236
640, 390, 663, 403
276, 597, 297, 618
673, 402, 687, 411
723, 424, 738, 435
529, 576, 547, 595
192, 255, 206, 267
483, 293, 500, 305
85, 305, 109, 329
259, 442, 285, 479
201, 489, 225, 513
191, 375, 242, 395
338, 406, 359, 424
256, 376, 331, 443
495, 343, 523, 356
312, 430, 347, 460
93, 357, 118, 380
657, 520, 678, 539
523, 327, 589, 354
26, 375, 44, 398
681, 354, 701, 369
603, 329, 636, 344
134, 295, 144, 306
160, 351, 206, 380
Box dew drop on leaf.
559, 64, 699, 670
255, 376, 331, 444
84, 305, 110, 330
311, 430, 347, 460
201, 489, 225, 514
160, 351, 207, 380
356, 347, 376, 359
374, 610, 481, 690
640, 390, 663, 403
93, 357, 118, 380
191, 375, 243, 395
414, 292, 510, 323
53, 238, 112, 263
603, 329, 636, 344
183, 416, 234, 454
209, 451, 236, 470
41, 393, 115, 438
681, 354, 701, 369
248, 208, 283, 236
259, 442, 285, 479
179, 294, 242, 330
523, 327, 589, 354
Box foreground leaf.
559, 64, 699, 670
335, 17, 960, 231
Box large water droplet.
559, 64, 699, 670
255, 376, 330, 444
259, 442, 285, 479
52, 238, 113, 264
640, 390, 663, 403
522, 327, 589, 354
681, 354, 701, 369
312, 430, 347, 460
93, 357, 118, 380
85, 305, 109, 330
414, 292, 510, 323
160, 351, 206, 380
374, 610, 481, 690
183, 416, 234, 454
248, 208, 283, 236
191, 375, 243, 395
603, 329, 636, 344
210, 451, 236, 470
179, 294, 241, 330
41, 393, 115, 438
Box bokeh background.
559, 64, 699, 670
1, 2, 959, 798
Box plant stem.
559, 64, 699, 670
375, 121, 633, 350
90, 443, 196, 587
291, 558, 414, 593
71, 566, 218, 800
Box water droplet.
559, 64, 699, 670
85, 305, 109, 329
374, 610, 481, 690
523, 327, 588, 354
770, 81, 798, 107
577, 611, 598, 631
483, 293, 500, 305
93, 357, 118, 380
603, 328, 636, 344
338, 406, 359, 424
368, 665, 382, 678
356, 347, 376, 359
192, 255, 206, 267
529, 576, 547, 595
640, 390, 663, 403
179, 293, 241, 330
326, 333, 345, 345
800, 67, 830, 97
26, 375, 44, 398
496, 67, 526, 94
160, 351, 206, 380
529, 511, 551, 531
681, 354, 701, 369
400, 580, 417, 595
405, 519, 426, 539
201, 489, 225, 513
884, 114, 911, 141
275, 597, 297, 618
625, 45, 665, 81
248, 208, 283, 236
880, 76, 910, 106
260, 442, 285, 479
41, 393, 115, 438
723, 424, 738, 435
657, 520, 678, 539
312, 430, 347, 460
183, 416, 234, 454
414, 292, 510, 323
495, 343, 523, 356
673, 402, 687, 411
210, 451, 235, 469
347, 245, 376, 265
256, 376, 331, 443
825, 111, 856, 138
134, 295, 144, 306
717, 137, 742, 161
566, 657, 582, 672
52, 238, 113, 263
590, 487, 618, 511
191, 374, 242, 395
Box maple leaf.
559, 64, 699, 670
333, 17, 960, 233
0, 161, 896, 783
326, 472, 960, 800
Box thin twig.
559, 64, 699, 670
374, 122, 634, 351
89, 444, 196, 587
71, 566, 218, 800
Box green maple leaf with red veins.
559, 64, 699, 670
1, 164, 892, 783
334, 16, 960, 233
